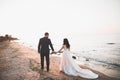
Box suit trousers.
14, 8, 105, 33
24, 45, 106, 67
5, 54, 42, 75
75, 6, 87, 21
40, 53, 50, 71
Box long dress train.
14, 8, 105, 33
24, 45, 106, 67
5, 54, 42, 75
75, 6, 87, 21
60, 47, 98, 79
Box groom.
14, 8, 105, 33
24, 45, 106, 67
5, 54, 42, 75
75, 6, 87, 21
38, 32, 54, 72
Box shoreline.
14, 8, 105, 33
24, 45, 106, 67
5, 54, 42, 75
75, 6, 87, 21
0, 41, 119, 80
75, 58, 120, 79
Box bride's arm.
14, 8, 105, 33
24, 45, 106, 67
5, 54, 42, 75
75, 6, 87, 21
57, 45, 64, 53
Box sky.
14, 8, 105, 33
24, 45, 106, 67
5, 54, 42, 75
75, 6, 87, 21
0, 0, 120, 50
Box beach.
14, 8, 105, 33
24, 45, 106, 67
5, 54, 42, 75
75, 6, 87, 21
0, 38, 119, 80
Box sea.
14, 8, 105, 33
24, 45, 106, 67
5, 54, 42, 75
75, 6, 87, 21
18, 33, 120, 79
72, 35, 120, 79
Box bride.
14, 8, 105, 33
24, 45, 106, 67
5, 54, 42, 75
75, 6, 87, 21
54, 38, 98, 79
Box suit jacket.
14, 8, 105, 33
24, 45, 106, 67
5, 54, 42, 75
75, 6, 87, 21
38, 37, 54, 55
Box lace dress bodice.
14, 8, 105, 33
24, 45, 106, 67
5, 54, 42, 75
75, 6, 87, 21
63, 45, 70, 51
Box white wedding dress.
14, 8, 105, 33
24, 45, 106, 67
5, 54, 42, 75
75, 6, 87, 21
60, 46, 98, 79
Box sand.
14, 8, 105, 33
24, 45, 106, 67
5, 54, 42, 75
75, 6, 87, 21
0, 41, 119, 80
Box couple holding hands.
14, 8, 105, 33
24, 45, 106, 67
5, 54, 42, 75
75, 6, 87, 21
38, 32, 98, 79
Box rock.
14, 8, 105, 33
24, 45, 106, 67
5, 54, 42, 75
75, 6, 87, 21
0, 34, 18, 42
72, 56, 76, 59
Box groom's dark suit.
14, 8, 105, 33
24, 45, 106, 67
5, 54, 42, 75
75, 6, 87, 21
38, 37, 54, 71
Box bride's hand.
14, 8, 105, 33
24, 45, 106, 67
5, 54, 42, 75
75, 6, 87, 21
58, 51, 63, 53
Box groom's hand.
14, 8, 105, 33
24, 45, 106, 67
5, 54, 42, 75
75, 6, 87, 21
51, 51, 56, 54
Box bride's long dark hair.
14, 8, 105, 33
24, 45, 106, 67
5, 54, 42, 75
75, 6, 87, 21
63, 38, 70, 48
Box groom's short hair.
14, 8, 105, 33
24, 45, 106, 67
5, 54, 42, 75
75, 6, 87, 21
45, 32, 49, 36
